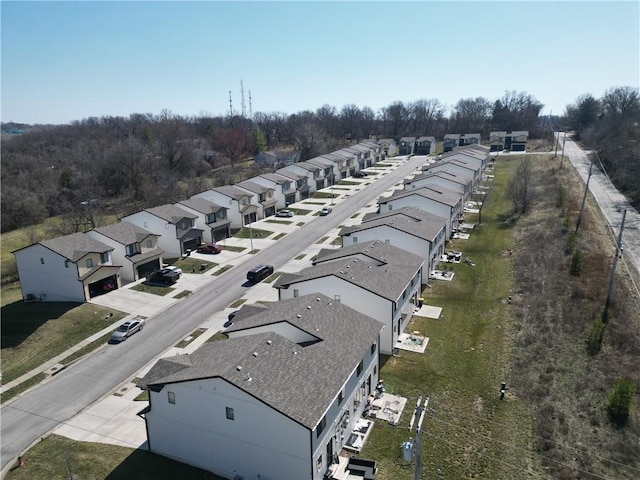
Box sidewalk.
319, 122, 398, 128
1, 159, 409, 400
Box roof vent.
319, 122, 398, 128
245, 374, 252, 382
307, 305, 311, 309
296, 314, 302, 318
253, 352, 259, 357
267, 340, 272, 345
236, 365, 243, 371
293, 351, 298, 355
316, 297, 321, 301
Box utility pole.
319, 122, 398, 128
228, 91, 234, 119
554, 130, 559, 157
575, 156, 594, 234
603, 209, 626, 322
560, 132, 567, 169
248, 90, 253, 119
408, 395, 430, 480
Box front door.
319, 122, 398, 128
327, 440, 334, 465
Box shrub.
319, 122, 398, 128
564, 231, 576, 254
586, 319, 605, 355
569, 248, 583, 276
556, 186, 565, 208
607, 378, 635, 425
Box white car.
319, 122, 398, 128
319, 206, 332, 216
110, 319, 145, 342
165, 265, 183, 275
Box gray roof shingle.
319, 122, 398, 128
378, 186, 461, 208
146, 205, 197, 224
275, 240, 424, 302
340, 207, 446, 242
39, 232, 113, 262
139, 293, 384, 429
92, 221, 157, 245
179, 197, 225, 214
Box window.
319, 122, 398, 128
352, 237, 358, 244
126, 243, 140, 256
334, 295, 341, 304
226, 407, 234, 420
146, 239, 153, 248
316, 416, 326, 437
316, 454, 323, 471
357, 360, 364, 376
338, 389, 344, 405
371, 342, 377, 355
100, 252, 109, 264
374, 365, 377, 375
64, 260, 69, 268
86, 258, 93, 268
168, 391, 175, 404
40, 258, 45, 265
293, 289, 299, 298
217, 210, 227, 220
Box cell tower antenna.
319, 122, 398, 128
248, 90, 253, 119
241, 80, 246, 118
228, 91, 233, 118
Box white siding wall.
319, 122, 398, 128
14, 245, 86, 302
278, 276, 396, 354
147, 378, 311, 480
86, 231, 137, 283
251, 177, 287, 209
177, 205, 213, 244
279, 166, 317, 193
193, 191, 243, 229
123, 212, 182, 258
383, 198, 454, 237
344, 226, 432, 278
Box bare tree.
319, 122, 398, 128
506, 157, 533, 213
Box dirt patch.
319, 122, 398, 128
509, 155, 640, 479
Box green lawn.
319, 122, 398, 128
361, 158, 540, 479
131, 283, 175, 296
218, 245, 245, 253
0, 300, 127, 384
3, 435, 224, 480
234, 227, 273, 239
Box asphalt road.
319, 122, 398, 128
0, 156, 426, 471
560, 133, 640, 281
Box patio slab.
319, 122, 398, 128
367, 393, 407, 426
414, 305, 442, 319
395, 333, 429, 353
430, 270, 455, 281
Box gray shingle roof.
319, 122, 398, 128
340, 208, 446, 242
39, 232, 113, 262
259, 172, 295, 184
378, 186, 461, 208
406, 169, 472, 187
236, 180, 273, 195
139, 293, 384, 429
213, 185, 253, 201
179, 197, 224, 214
146, 205, 197, 223
92, 221, 156, 245
275, 240, 424, 302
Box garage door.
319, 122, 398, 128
137, 259, 160, 279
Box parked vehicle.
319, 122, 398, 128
353, 171, 368, 178
319, 206, 332, 216
165, 265, 183, 275
111, 319, 145, 342
247, 264, 274, 283
148, 268, 180, 285
224, 310, 240, 328
196, 243, 223, 254
275, 209, 294, 218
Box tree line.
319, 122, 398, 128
563, 86, 640, 208
2, 90, 546, 233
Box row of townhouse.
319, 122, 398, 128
136, 144, 490, 480
11, 141, 384, 304
386, 132, 529, 156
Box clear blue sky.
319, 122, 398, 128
2, 1, 638, 125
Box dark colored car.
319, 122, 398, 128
247, 264, 274, 283
148, 268, 180, 285
224, 310, 240, 328
196, 243, 223, 254
275, 209, 294, 218
353, 171, 368, 178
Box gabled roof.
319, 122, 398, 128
212, 185, 253, 201
276, 169, 305, 181
378, 186, 461, 208
330, 150, 355, 160
405, 169, 472, 187
92, 221, 157, 245
275, 240, 424, 302
340, 208, 446, 242
377, 138, 395, 145
145, 204, 197, 223
179, 197, 225, 215
443, 133, 460, 140
258, 172, 293, 184
399, 137, 416, 142
236, 180, 274, 195
306, 157, 334, 169
140, 293, 384, 430
416, 136, 436, 143
32, 232, 113, 262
